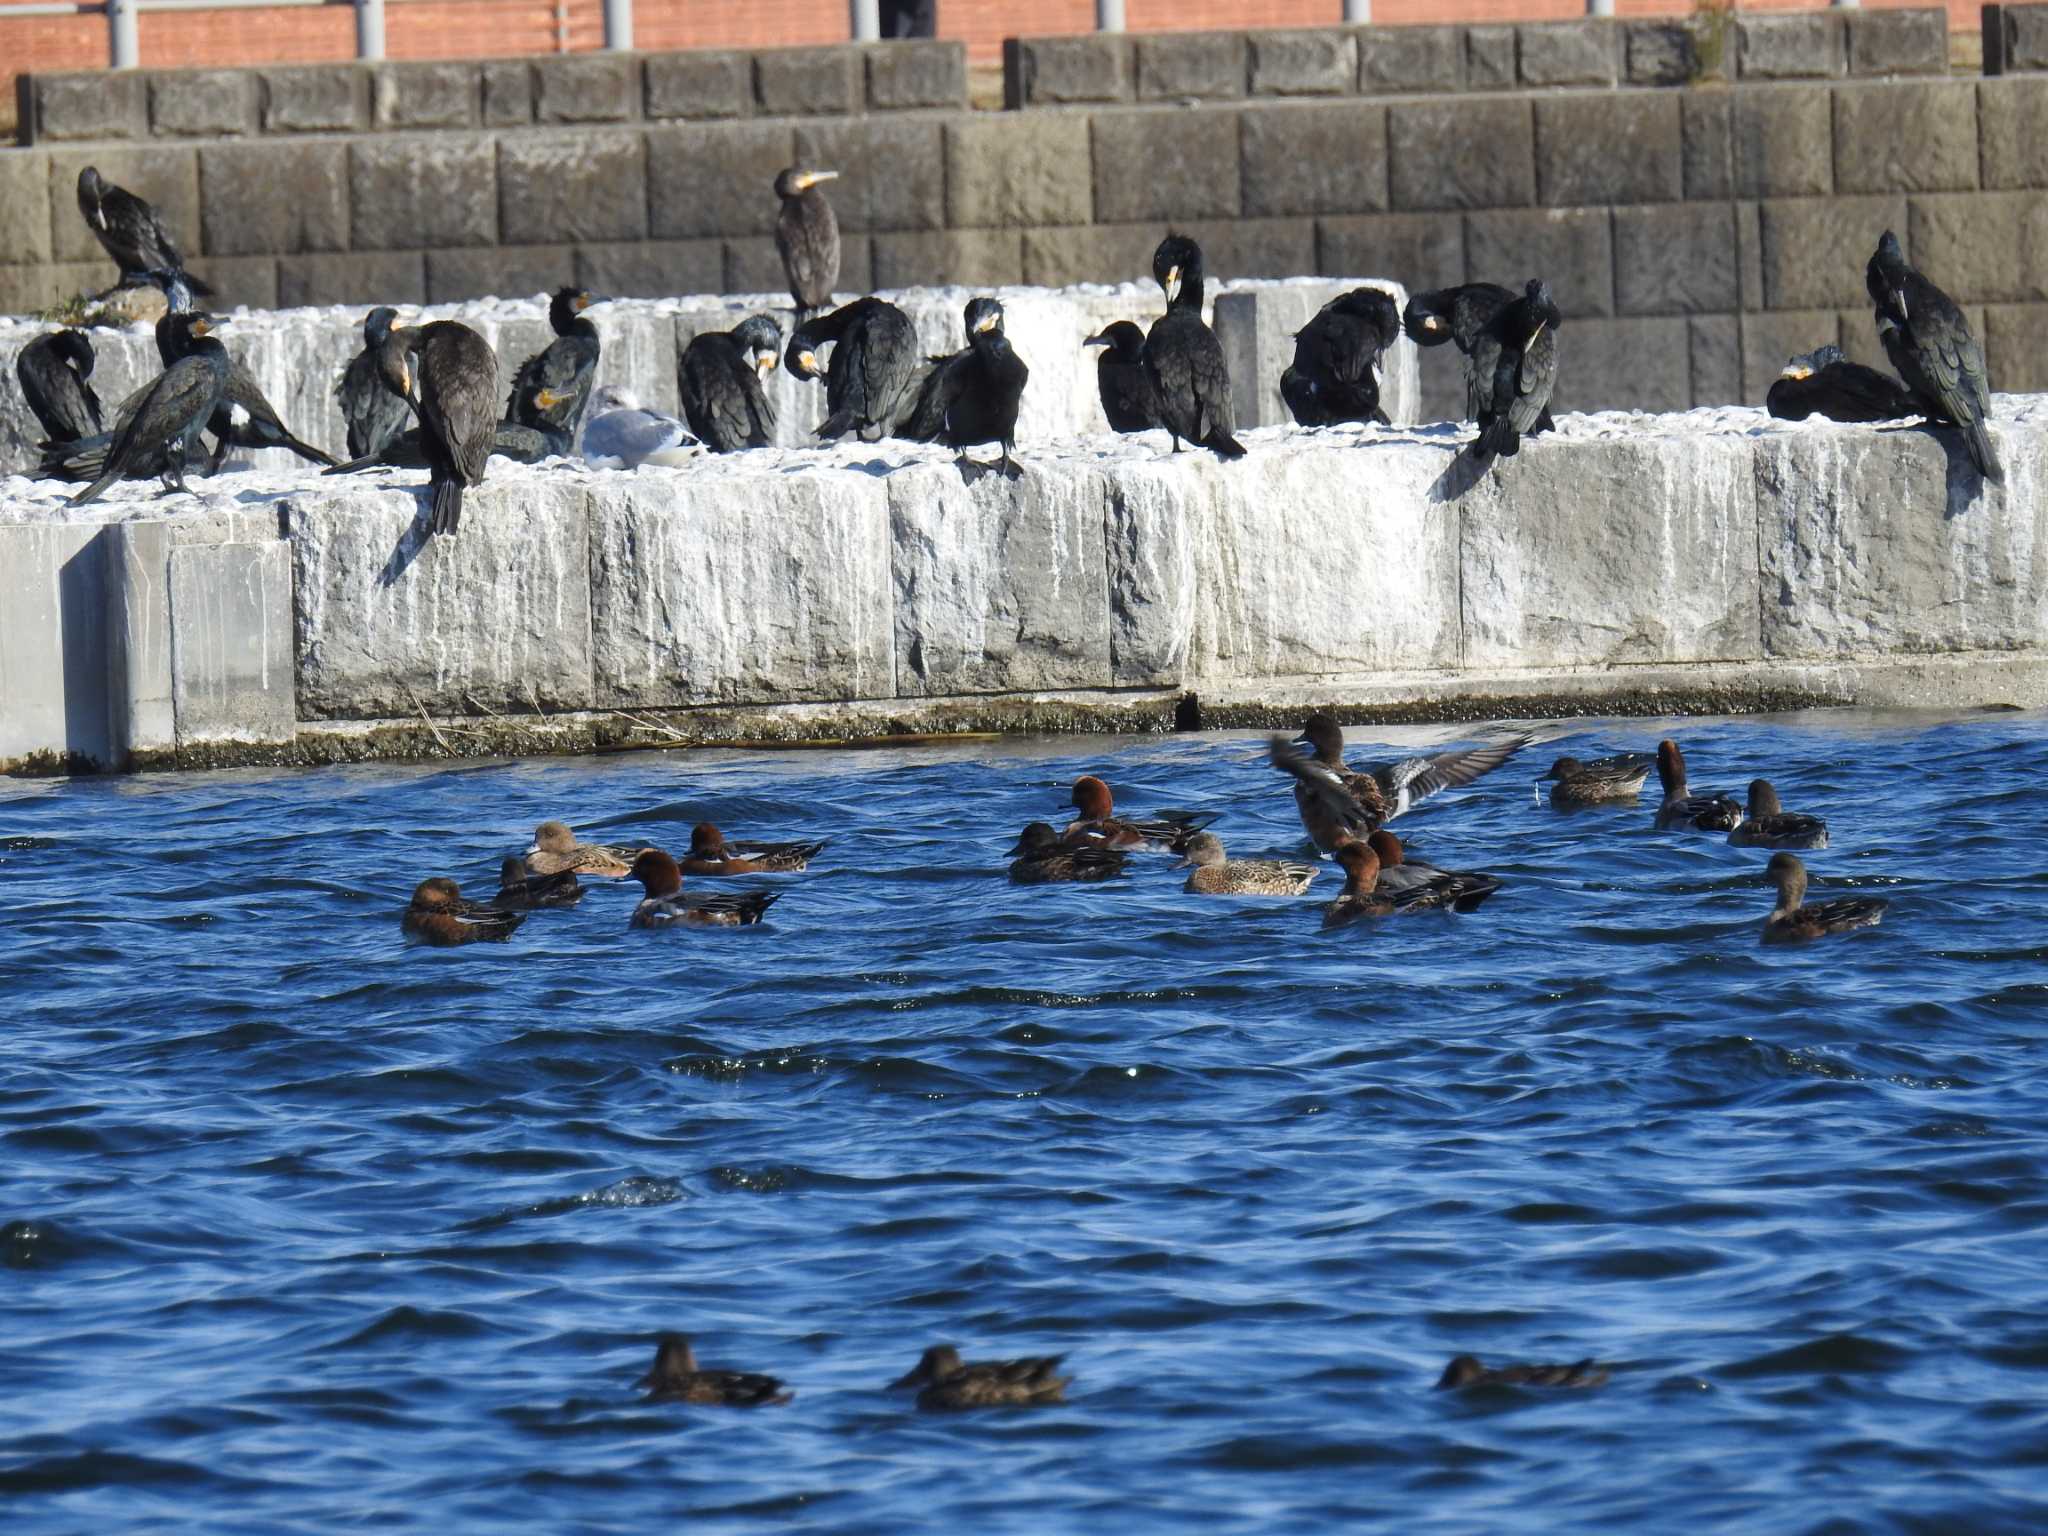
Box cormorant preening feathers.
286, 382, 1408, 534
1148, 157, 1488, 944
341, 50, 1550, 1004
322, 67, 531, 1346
791, 297, 922, 442
16, 330, 102, 447
68, 311, 229, 507
408, 321, 499, 537
1082, 321, 1157, 433
774, 167, 841, 319
679, 314, 781, 452
508, 286, 602, 442
337, 306, 414, 459
1475, 279, 1562, 460
1403, 282, 1557, 435
1766, 345, 1917, 424
75, 166, 211, 296
1144, 235, 1245, 458
1866, 229, 2002, 485
904, 296, 1030, 473
154, 309, 336, 473
1280, 287, 1402, 428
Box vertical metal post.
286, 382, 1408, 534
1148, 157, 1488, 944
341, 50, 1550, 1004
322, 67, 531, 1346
1342, 0, 1369, 22
1831, 0, 1860, 8
1586, 0, 1613, 14
108, 0, 138, 69
1097, 0, 1125, 30
356, 0, 385, 60
603, 0, 632, 50
851, 0, 879, 41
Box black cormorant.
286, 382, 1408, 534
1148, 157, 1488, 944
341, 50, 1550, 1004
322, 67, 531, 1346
1280, 287, 1401, 428
1766, 345, 1917, 424
1143, 235, 1244, 458
1403, 283, 1556, 434
507, 286, 602, 442
1866, 229, 2002, 484
1475, 279, 1561, 460
1081, 321, 1156, 433
16, 330, 102, 446
790, 297, 922, 442
75, 167, 210, 295
904, 296, 1030, 473
337, 306, 413, 458
774, 167, 841, 319
69, 312, 229, 507
325, 422, 567, 475
408, 321, 499, 537
153, 309, 335, 472
678, 314, 780, 451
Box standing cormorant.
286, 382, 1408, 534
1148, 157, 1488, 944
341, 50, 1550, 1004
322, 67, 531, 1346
1143, 235, 1244, 458
408, 322, 499, 537
774, 167, 841, 319
904, 296, 1030, 473
508, 287, 602, 442
16, 330, 102, 446
790, 297, 922, 442
153, 309, 336, 472
1081, 321, 1157, 433
1766, 345, 1917, 424
69, 312, 229, 507
337, 306, 414, 459
1475, 279, 1561, 460
75, 167, 210, 295
678, 314, 781, 452
1403, 283, 1557, 434
1280, 287, 1402, 428
1866, 230, 2002, 484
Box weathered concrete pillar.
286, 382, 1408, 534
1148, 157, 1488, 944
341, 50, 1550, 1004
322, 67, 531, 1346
105, 520, 177, 766
0, 524, 112, 771
167, 542, 296, 749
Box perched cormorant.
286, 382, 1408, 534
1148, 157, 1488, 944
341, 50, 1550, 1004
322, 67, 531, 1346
1143, 235, 1244, 457
1404, 283, 1557, 434
1866, 229, 2002, 484
789, 297, 922, 442
69, 312, 229, 507
154, 309, 335, 472
1475, 279, 1561, 460
408, 321, 499, 537
1766, 345, 1917, 424
1280, 286, 1402, 428
678, 314, 780, 452
904, 296, 1030, 473
75, 167, 210, 295
580, 386, 699, 469
507, 286, 602, 441
773, 167, 841, 319
1081, 321, 1157, 433
16, 330, 102, 446
337, 306, 413, 458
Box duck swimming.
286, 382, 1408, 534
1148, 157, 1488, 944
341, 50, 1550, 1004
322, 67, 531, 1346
1322, 843, 1397, 928
1270, 714, 1528, 853
1437, 1355, 1610, 1390
1365, 831, 1502, 913
1761, 853, 1886, 944
1728, 780, 1829, 849
639, 1335, 791, 1407
678, 822, 826, 876
524, 820, 644, 877
627, 849, 780, 928
890, 1345, 1069, 1410
1175, 832, 1318, 896
490, 855, 582, 910
1062, 776, 1216, 854
1008, 822, 1128, 884
402, 877, 525, 946
1651, 739, 1742, 831
1540, 752, 1652, 809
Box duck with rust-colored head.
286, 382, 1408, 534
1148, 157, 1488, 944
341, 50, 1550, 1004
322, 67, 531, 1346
524, 820, 644, 878
1761, 853, 1885, 944
889, 1344, 1069, 1410
628, 849, 780, 929
1729, 779, 1829, 850
1322, 843, 1397, 928
1175, 832, 1318, 896
1061, 775, 1215, 854
1540, 751, 1652, 809
1652, 739, 1742, 832
640, 1335, 791, 1407
491, 855, 582, 911
678, 821, 826, 876
1008, 822, 1128, 885
402, 877, 525, 946
1270, 714, 1529, 853
1365, 831, 1502, 913
1437, 1355, 1610, 1390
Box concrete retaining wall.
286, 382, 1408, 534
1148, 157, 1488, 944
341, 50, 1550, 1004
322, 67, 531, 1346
5, 392, 2046, 776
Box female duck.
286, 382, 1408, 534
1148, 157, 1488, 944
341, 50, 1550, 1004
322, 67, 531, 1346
1008, 822, 1128, 884
1540, 752, 1652, 808
1760, 853, 1885, 944
1651, 739, 1742, 831
525, 820, 644, 877
402, 877, 525, 946
1728, 780, 1828, 849
1174, 832, 1318, 896
890, 1344, 1069, 1410
491, 855, 582, 910
1437, 1355, 1609, 1390
640, 1335, 790, 1407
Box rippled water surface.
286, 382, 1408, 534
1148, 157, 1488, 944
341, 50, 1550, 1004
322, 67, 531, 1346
6, 712, 2048, 1533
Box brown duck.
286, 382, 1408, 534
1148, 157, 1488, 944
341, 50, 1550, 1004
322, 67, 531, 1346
1174, 832, 1318, 895
639, 1335, 791, 1407
628, 849, 780, 928
490, 855, 582, 910
1008, 821, 1128, 884
402, 877, 525, 946
890, 1345, 1069, 1410
679, 821, 827, 876
1271, 714, 1528, 853
1761, 853, 1886, 944
524, 820, 645, 877
1437, 1355, 1610, 1390
1729, 780, 1829, 850
1540, 752, 1652, 809
1061, 775, 1217, 853
1652, 739, 1742, 832
1365, 831, 1502, 913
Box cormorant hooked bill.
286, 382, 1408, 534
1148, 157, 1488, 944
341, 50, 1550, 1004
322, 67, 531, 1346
774, 167, 841, 320
69, 311, 229, 507
508, 286, 603, 441
75, 167, 211, 295
678, 313, 781, 452
338, 306, 414, 459
1403, 283, 1557, 435
904, 296, 1030, 474
1475, 279, 1561, 460
1081, 321, 1157, 434
408, 321, 499, 537
1144, 235, 1245, 458
1766, 345, 1917, 424
1866, 229, 2002, 484
1280, 287, 1402, 428
16, 329, 103, 447
790, 297, 922, 442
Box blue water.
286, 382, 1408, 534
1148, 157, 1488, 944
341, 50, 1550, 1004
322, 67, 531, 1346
5, 711, 2048, 1533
